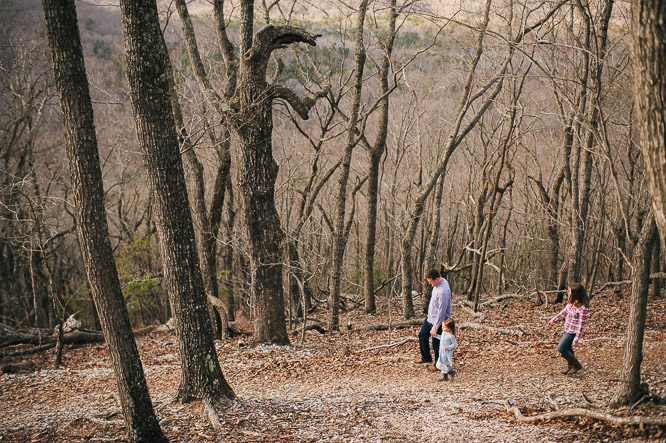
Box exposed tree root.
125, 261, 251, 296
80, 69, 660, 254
504, 400, 666, 426
204, 400, 224, 433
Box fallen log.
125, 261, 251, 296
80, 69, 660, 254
461, 306, 487, 322
291, 324, 327, 335
504, 400, 666, 426
1, 328, 104, 350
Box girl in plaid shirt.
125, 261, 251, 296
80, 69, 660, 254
547, 283, 589, 375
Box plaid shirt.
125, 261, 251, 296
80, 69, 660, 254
551, 303, 589, 344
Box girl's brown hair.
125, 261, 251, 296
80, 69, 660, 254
443, 317, 456, 335
569, 283, 589, 308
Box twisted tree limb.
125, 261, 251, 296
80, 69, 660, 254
504, 400, 666, 426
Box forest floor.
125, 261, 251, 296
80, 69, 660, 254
1, 287, 665, 442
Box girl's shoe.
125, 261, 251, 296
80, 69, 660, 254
561, 363, 572, 375
567, 358, 582, 375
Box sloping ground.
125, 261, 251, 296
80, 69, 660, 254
1, 289, 665, 442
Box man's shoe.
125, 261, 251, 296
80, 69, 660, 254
426, 365, 439, 372
413, 359, 430, 364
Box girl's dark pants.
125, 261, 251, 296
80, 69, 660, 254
557, 332, 576, 356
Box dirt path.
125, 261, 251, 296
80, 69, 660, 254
1, 291, 665, 442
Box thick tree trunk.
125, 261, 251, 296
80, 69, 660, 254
651, 241, 662, 298
236, 98, 289, 344
631, 0, 666, 247
119, 0, 234, 403
611, 214, 657, 406
41, 1, 166, 440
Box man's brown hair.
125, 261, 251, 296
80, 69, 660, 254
425, 268, 440, 280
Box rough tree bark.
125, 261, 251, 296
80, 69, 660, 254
172, 0, 236, 338
174, 0, 329, 342
631, 0, 666, 247
119, 0, 234, 403
40, 0, 166, 440
611, 213, 657, 406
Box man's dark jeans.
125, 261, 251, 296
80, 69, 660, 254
418, 317, 442, 364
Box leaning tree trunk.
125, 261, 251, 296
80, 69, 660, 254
119, 0, 234, 403
41, 1, 166, 440
611, 214, 657, 406
631, 0, 666, 247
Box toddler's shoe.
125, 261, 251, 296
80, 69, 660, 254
437, 373, 449, 381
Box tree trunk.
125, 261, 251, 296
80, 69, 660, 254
119, 0, 234, 403
651, 240, 662, 298
611, 214, 657, 406
421, 175, 445, 313
41, 1, 166, 440
364, 150, 382, 315
567, 0, 614, 282
631, 0, 666, 248
329, 0, 369, 331
222, 179, 236, 322
236, 106, 289, 344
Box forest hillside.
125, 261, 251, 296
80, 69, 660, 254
2, 0, 666, 440
2, 288, 665, 441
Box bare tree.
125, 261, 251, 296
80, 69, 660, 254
119, 0, 234, 403
173, 0, 328, 344
565, 0, 614, 284
329, 0, 369, 331
41, 0, 166, 439
630, 0, 666, 247
611, 213, 657, 406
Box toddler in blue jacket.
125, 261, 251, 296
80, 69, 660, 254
435, 317, 457, 381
